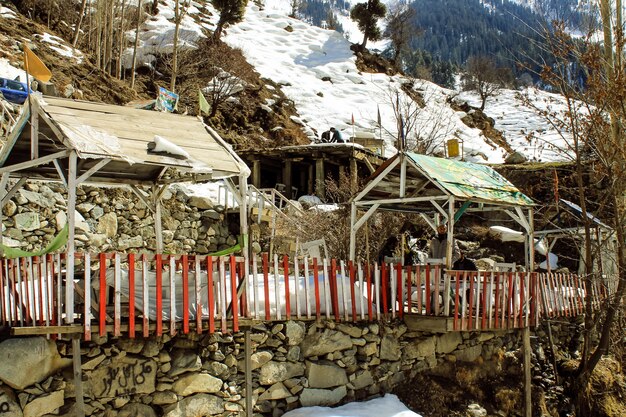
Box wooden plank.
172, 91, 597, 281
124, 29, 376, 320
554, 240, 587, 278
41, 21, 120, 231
252, 253, 259, 320
182, 255, 189, 334
323, 259, 331, 320
404, 315, 454, 333
294, 258, 301, 320
349, 261, 356, 321
262, 254, 270, 321
128, 254, 135, 338
230, 255, 239, 332
99, 253, 107, 337
283, 256, 291, 320
114, 254, 121, 337
304, 257, 311, 319
72, 336, 86, 417
313, 258, 321, 320
195, 257, 202, 335
142, 254, 149, 338
374, 263, 380, 320
84, 254, 91, 341
155, 255, 163, 336
340, 261, 348, 321
169, 256, 176, 336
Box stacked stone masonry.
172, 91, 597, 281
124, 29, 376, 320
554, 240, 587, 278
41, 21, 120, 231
2, 181, 235, 255
0, 319, 529, 417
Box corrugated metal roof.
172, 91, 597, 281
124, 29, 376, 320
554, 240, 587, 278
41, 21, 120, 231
407, 152, 534, 206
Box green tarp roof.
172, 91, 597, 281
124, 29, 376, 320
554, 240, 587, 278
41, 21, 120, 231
407, 152, 534, 206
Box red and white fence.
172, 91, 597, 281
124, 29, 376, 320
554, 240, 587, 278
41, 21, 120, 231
0, 252, 609, 338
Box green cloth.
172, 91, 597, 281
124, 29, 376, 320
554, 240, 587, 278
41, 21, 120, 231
208, 234, 248, 257
0, 224, 69, 259
407, 152, 534, 206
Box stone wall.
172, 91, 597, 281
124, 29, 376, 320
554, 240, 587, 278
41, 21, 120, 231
0, 320, 524, 417
2, 181, 235, 255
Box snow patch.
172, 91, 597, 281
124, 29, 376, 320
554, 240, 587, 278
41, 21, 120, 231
151, 135, 190, 159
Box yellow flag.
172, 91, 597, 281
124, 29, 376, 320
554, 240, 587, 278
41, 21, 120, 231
198, 89, 210, 115
23, 44, 52, 83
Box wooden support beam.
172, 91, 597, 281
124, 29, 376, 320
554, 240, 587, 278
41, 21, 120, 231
76, 159, 111, 184
129, 185, 156, 214
284, 160, 292, 199
252, 160, 261, 188
356, 195, 448, 207
53, 160, 67, 187
523, 327, 532, 417
315, 158, 325, 198
0, 150, 70, 174
72, 336, 86, 417
66, 151, 78, 324
30, 98, 39, 160
1, 177, 27, 206
307, 164, 314, 195
245, 329, 253, 417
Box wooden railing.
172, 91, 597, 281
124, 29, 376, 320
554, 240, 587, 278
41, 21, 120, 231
0, 253, 608, 339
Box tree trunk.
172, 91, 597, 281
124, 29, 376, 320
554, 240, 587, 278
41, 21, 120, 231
130, 0, 143, 90
72, 0, 88, 47
170, 0, 181, 92
105, 0, 115, 74
117, 0, 126, 79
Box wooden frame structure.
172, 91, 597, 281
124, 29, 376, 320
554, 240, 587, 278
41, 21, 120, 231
349, 152, 536, 270
0, 95, 250, 324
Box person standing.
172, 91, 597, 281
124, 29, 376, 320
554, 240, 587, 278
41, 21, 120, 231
428, 223, 460, 263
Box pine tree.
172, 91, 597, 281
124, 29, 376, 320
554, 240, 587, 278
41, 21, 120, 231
350, 0, 386, 48
212, 0, 248, 40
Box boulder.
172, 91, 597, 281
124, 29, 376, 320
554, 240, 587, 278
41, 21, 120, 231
404, 336, 436, 360
172, 373, 222, 396
117, 403, 157, 417
301, 329, 353, 357
87, 357, 157, 398
0, 389, 22, 417
238, 351, 272, 372
351, 370, 374, 390
163, 394, 224, 417
379, 334, 401, 361
258, 361, 305, 385
505, 151, 528, 164
169, 350, 201, 377
436, 332, 462, 354
0, 338, 71, 390
153, 391, 178, 405
299, 386, 347, 407
307, 362, 347, 388
258, 382, 291, 401
285, 321, 305, 346
23, 390, 64, 417
187, 196, 213, 210
97, 212, 118, 238
14, 212, 40, 232
454, 345, 482, 362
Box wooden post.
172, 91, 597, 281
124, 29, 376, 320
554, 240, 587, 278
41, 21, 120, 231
30, 98, 39, 160
315, 158, 325, 198
66, 151, 77, 323
153, 185, 166, 254
350, 157, 358, 194
72, 336, 86, 417
307, 164, 314, 195
523, 326, 532, 417
239, 174, 250, 314
245, 329, 253, 417
446, 197, 455, 269
283, 160, 292, 199
252, 159, 261, 189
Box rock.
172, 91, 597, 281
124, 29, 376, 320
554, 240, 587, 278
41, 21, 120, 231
307, 362, 347, 388
259, 361, 305, 385
239, 351, 273, 372
55, 212, 66, 231
172, 373, 222, 396
117, 403, 157, 417
141, 340, 161, 358
0, 389, 22, 417
3, 200, 17, 217
337, 324, 362, 338
82, 354, 106, 371
404, 336, 436, 359
203, 361, 229, 377
18, 190, 52, 208
86, 233, 108, 247
187, 196, 213, 210
14, 212, 40, 231
299, 386, 347, 407
163, 394, 224, 417
118, 235, 143, 250
23, 390, 64, 417
467, 403, 487, 417
301, 330, 353, 357
505, 151, 528, 164
153, 390, 178, 405
74, 211, 91, 233
380, 334, 401, 361
358, 342, 378, 357
455, 345, 482, 362
437, 332, 462, 354
285, 321, 305, 346
352, 370, 374, 390
169, 350, 201, 377
117, 338, 145, 354
258, 382, 291, 401
87, 357, 157, 398
97, 212, 118, 238
0, 338, 71, 390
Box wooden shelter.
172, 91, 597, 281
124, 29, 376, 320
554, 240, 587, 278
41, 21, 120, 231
0, 95, 250, 323
349, 152, 536, 268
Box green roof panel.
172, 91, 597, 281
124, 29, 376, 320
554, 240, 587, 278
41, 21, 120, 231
406, 153, 534, 206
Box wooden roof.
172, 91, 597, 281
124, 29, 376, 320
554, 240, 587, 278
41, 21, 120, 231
0, 96, 246, 185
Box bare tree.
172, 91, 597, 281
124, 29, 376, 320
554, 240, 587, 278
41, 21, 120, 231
130, 0, 143, 89
73, 0, 89, 47
382, 80, 456, 154
519, 10, 625, 415
384, 2, 417, 68
170, 0, 191, 92
461, 55, 512, 110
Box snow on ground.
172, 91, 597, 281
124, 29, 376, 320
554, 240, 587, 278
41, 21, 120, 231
121, 0, 575, 163
35, 33, 84, 63
0, 58, 27, 83
0, 6, 17, 18
282, 394, 422, 417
